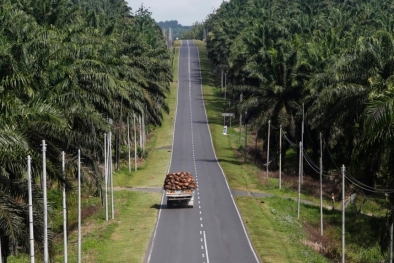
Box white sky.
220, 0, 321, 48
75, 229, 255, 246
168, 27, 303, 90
125, 0, 224, 26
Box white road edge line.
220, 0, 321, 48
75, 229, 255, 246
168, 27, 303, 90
194, 40, 261, 263
146, 39, 183, 263
190, 42, 208, 263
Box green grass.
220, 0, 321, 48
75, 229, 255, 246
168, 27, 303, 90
193, 42, 386, 218
54, 191, 161, 263
194, 40, 387, 263
8, 45, 181, 263
236, 195, 385, 262
236, 196, 329, 263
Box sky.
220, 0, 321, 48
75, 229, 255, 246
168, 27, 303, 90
125, 0, 224, 26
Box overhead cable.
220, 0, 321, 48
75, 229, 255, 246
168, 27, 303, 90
302, 148, 331, 176
325, 139, 394, 193
345, 172, 394, 193
270, 123, 280, 130
345, 174, 394, 193
282, 133, 298, 147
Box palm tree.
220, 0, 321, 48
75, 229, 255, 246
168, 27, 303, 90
0, 0, 172, 260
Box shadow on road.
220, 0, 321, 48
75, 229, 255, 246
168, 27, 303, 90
150, 204, 162, 210
195, 158, 243, 166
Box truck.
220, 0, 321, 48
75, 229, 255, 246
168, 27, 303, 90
163, 171, 197, 208
166, 189, 194, 208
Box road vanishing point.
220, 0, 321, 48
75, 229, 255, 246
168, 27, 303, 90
144, 40, 260, 263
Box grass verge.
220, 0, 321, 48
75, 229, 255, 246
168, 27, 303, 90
194, 40, 387, 262
8, 44, 180, 263
54, 191, 161, 263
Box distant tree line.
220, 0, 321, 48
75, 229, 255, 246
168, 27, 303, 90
157, 20, 191, 40
181, 21, 204, 40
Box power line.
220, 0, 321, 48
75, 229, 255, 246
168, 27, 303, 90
304, 117, 317, 144
303, 154, 323, 175
270, 123, 280, 130
323, 135, 394, 193
345, 174, 394, 193
302, 148, 331, 176
282, 132, 298, 147
345, 172, 394, 193
323, 139, 342, 173
281, 126, 394, 194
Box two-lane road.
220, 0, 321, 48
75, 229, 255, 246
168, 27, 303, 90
145, 40, 260, 263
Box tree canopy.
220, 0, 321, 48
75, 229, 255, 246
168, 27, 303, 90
188, 0, 394, 255
0, 0, 171, 261
201, 0, 394, 186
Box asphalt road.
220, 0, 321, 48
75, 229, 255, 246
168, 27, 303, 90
144, 40, 260, 263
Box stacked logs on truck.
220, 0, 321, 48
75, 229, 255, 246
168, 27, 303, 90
163, 171, 197, 190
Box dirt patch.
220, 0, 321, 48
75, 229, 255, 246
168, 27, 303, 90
111, 231, 122, 241
259, 170, 348, 204
153, 145, 172, 150
65, 205, 101, 237
303, 221, 341, 261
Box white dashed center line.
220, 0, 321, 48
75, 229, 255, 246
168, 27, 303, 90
187, 40, 209, 263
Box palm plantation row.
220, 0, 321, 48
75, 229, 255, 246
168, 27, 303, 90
183, 0, 394, 257
205, 0, 394, 181
201, 0, 394, 187
0, 0, 171, 261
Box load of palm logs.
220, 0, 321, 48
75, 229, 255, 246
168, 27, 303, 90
163, 171, 197, 191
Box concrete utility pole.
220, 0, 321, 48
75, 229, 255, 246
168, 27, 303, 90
390, 221, 393, 263
162, 28, 168, 49
77, 150, 81, 263
224, 72, 227, 99
104, 133, 108, 221
301, 103, 304, 184
320, 133, 323, 236
297, 142, 302, 220
279, 125, 282, 189
244, 111, 247, 163
62, 152, 67, 263
127, 116, 131, 173
0, 233, 2, 263
266, 120, 271, 177
239, 93, 243, 145
134, 114, 137, 171
42, 140, 48, 263
142, 113, 146, 154
139, 115, 142, 148
168, 28, 173, 47
109, 132, 114, 219
27, 155, 35, 263
342, 164, 346, 263
221, 70, 223, 90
